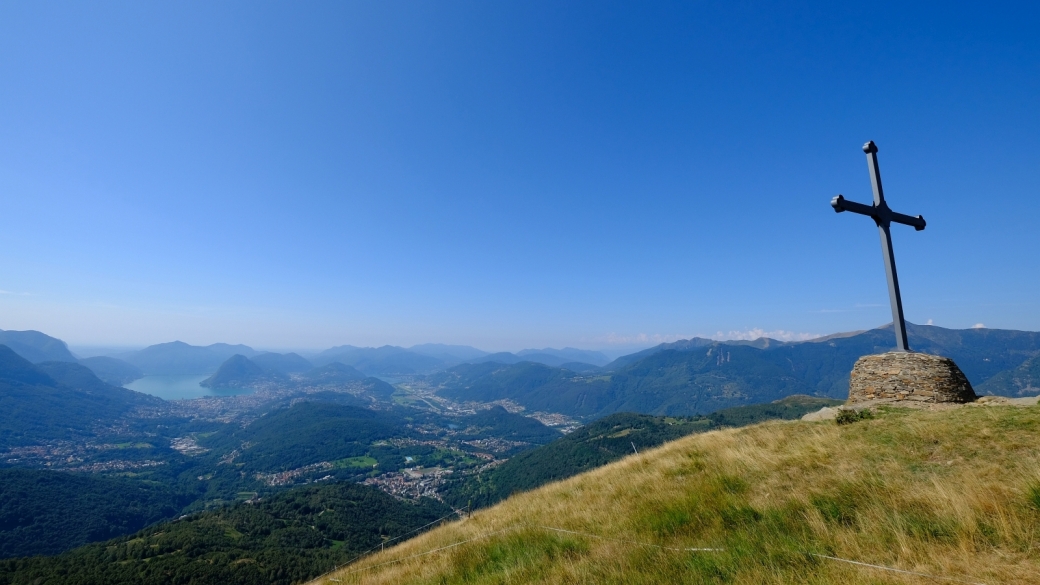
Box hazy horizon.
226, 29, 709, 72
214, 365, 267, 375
2, 3, 1037, 352
49, 319, 1004, 362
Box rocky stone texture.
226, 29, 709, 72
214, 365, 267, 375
848, 352, 976, 405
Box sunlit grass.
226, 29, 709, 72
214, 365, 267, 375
314, 405, 1040, 584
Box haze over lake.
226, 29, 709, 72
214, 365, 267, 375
124, 375, 255, 401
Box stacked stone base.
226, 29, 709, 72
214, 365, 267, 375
848, 352, 976, 405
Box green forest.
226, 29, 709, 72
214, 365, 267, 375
0, 469, 195, 559
0, 482, 452, 585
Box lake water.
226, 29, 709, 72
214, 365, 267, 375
124, 375, 256, 401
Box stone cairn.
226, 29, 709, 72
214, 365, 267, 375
847, 351, 976, 406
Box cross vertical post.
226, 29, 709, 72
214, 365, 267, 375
831, 141, 926, 352
865, 142, 910, 352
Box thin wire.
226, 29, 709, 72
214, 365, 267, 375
541, 525, 987, 584
338, 525, 519, 576
320, 522, 989, 585
808, 553, 988, 585
537, 525, 721, 552
331, 507, 466, 572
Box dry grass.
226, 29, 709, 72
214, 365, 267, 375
312, 405, 1040, 584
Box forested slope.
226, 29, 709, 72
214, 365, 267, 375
0, 483, 452, 585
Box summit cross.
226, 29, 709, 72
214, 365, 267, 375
831, 141, 926, 352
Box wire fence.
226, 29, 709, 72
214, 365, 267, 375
325, 506, 468, 577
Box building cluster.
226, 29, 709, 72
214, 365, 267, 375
1, 441, 166, 473
362, 466, 453, 500
64, 459, 166, 473
528, 412, 581, 433
255, 461, 334, 487
170, 436, 209, 456
461, 437, 529, 454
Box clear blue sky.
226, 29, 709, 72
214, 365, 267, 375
1, 1, 1037, 352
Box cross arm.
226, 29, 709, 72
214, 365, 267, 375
830, 194, 876, 217
831, 195, 926, 231
889, 210, 926, 231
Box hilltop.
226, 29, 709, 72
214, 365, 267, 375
200, 354, 285, 388
314, 404, 1040, 584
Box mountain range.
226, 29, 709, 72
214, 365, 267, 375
104, 340, 606, 378
4, 324, 1039, 413
428, 323, 1040, 417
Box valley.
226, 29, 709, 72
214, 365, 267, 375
1, 323, 1039, 584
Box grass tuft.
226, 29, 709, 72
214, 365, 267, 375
835, 408, 874, 425
1028, 483, 1040, 511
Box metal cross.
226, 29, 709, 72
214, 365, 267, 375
831, 141, 926, 352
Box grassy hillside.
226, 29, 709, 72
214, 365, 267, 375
315, 405, 1040, 584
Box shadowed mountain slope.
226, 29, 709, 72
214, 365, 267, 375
311, 346, 444, 375
77, 356, 143, 385
407, 343, 488, 363
120, 341, 259, 375
202, 402, 403, 474
0, 346, 160, 448
459, 405, 562, 445
0, 468, 193, 559
299, 362, 367, 384
517, 347, 610, 367
465, 351, 601, 370
979, 353, 1040, 396
251, 351, 313, 374
0, 330, 76, 363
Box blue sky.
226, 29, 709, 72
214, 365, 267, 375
0, 1, 1037, 352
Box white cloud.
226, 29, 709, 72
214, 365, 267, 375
926, 319, 934, 325
712, 329, 821, 342
591, 332, 694, 345
972, 323, 986, 329
591, 328, 823, 346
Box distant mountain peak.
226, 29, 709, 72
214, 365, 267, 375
200, 354, 278, 388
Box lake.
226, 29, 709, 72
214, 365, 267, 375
124, 375, 256, 401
